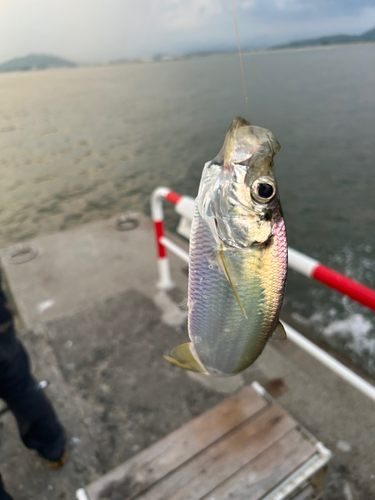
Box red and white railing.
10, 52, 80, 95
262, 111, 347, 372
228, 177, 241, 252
151, 187, 192, 289
151, 187, 375, 402
288, 249, 375, 312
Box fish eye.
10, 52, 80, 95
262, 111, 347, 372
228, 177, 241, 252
251, 178, 276, 203
258, 183, 274, 199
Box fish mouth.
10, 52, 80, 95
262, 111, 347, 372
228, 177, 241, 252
212, 117, 250, 166
221, 117, 280, 170
228, 116, 251, 132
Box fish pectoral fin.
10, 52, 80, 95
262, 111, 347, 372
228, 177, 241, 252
164, 343, 206, 373
178, 298, 189, 310
271, 321, 287, 341
217, 250, 247, 319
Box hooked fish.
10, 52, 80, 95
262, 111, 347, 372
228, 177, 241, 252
165, 117, 287, 376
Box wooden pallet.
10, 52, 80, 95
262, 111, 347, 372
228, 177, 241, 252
78, 384, 331, 500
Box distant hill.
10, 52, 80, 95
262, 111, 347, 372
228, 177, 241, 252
0, 54, 76, 73
361, 27, 375, 42
273, 26, 375, 50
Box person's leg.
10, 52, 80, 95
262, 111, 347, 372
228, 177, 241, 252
0, 472, 13, 500
0, 323, 66, 462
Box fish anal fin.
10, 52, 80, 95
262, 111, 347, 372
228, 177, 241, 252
217, 250, 247, 319
164, 355, 199, 372
164, 343, 206, 373
271, 321, 287, 341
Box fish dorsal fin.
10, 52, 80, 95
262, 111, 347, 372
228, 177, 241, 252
164, 343, 206, 373
217, 249, 247, 319
271, 321, 287, 341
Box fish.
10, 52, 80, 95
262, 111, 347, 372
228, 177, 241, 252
165, 117, 287, 376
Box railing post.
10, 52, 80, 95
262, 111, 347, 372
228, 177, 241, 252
151, 187, 174, 290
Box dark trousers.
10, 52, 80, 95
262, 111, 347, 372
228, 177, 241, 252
0, 323, 66, 499
0, 475, 12, 500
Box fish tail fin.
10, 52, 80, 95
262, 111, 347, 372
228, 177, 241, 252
164, 343, 206, 374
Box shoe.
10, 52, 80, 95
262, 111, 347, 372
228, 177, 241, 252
49, 450, 69, 469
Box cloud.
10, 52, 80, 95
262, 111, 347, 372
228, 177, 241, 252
0, 0, 374, 63
274, 0, 304, 10
153, 0, 223, 29
239, 0, 256, 10
239, 0, 375, 20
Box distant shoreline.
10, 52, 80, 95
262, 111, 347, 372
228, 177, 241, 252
109, 40, 375, 66
246, 40, 375, 56
1, 40, 374, 75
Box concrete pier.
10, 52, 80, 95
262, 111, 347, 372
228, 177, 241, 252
0, 215, 374, 499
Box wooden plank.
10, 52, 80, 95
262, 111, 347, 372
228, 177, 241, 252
135, 403, 296, 500
201, 429, 317, 500
291, 485, 315, 500
86, 386, 267, 500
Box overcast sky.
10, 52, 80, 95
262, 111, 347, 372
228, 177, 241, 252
0, 0, 375, 63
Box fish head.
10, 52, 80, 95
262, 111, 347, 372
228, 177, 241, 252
207, 117, 282, 249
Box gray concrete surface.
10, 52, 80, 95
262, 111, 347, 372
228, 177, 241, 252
0, 214, 188, 330
0, 216, 374, 499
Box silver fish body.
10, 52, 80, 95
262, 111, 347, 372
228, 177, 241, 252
165, 117, 287, 376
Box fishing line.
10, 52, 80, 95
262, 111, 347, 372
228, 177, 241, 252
231, 0, 250, 121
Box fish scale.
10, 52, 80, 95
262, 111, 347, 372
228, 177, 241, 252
188, 209, 286, 375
